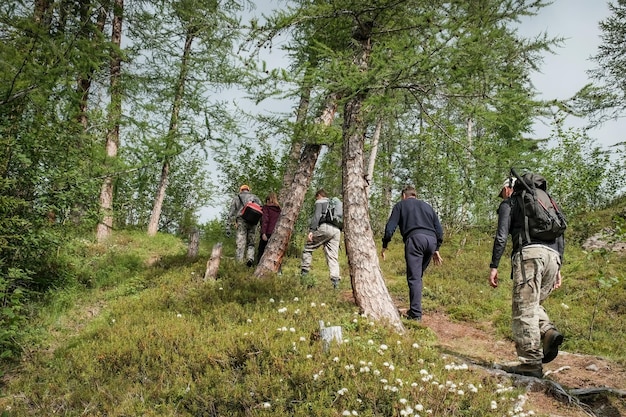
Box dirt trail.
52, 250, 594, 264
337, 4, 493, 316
423, 311, 626, 417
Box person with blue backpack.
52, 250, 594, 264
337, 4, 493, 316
300, 189, 342, 289
489, 171, 566, 378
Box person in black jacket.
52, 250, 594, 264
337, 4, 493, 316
381, 185, 443, 322
489, 176, 564, 378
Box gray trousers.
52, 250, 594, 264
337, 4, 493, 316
511, 244, 560, 365
300, 223, 341, 281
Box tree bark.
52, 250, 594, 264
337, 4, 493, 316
342, 31, 404, 332
204, 242, 223, 280
365, 117, 382, 197
147, 29, 193, 236
254, 95, 338, 277
278, 80, 311, 205
96, 0, 123, 243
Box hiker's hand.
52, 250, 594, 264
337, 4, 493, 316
489, 268, 499, 288
433, 251, 443, 266
381, 248, 386, 261
554, 270, 562, 289
262, 233, 267, 241
307, 232, 313, 243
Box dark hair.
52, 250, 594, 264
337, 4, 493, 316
402, 185, 417, 198
315, 189, 327, 198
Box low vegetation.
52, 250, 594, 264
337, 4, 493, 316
0, 204, 624, 416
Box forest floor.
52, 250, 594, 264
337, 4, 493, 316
420, 310, 626, 417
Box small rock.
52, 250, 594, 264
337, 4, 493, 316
586, 363, 599, 372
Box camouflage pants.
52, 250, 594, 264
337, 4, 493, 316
511, 244, 561, 365
235, 220, 257, 263
300, 223, 341, 282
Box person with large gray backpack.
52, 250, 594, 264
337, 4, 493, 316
489, 169, 566, 378
300, 189, 343, 289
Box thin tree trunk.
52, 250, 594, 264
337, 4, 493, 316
342, 29, 404, 332
255, 95, 338, 277
278, 81, 311, 205
96, 0, 123, 243
77, 3, 107, 129
147, 30, 193, 236
365, 117, 383, 197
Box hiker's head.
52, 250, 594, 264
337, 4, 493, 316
499, 177, 516, 199
315, 189, 327, 199
266, 192, 279, 206
240, 184, 250, 192
401, 185, 417, 199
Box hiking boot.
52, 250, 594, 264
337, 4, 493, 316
542, 329, 564, 364
246, 259, 254, 268
404, 311, 422, 322
331, 278, 340, 289
502, 363, 543, 378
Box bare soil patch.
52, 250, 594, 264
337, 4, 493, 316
423, 311, 626, 417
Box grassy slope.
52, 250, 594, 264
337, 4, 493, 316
0, 207, 624, 416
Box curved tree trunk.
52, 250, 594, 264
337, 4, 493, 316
342, 30, 404, 332
255, 95, 338, 276
254, 143, 321, 276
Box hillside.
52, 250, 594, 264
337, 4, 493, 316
0, 221, 625, 416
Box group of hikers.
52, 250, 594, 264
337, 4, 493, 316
226, 172, 566, 379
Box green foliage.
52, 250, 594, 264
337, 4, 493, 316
2, 200, 626, 414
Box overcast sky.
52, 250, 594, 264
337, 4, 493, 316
200, 1, 624, 222
517, 0, 624, 148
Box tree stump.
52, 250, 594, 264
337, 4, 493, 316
204, 242, 223, 281
319, 320, 342, 352
187, 228, 199, 259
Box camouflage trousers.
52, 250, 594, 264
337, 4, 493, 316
235, 220, 257, 263
511, 244, 561, 365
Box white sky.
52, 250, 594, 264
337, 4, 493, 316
199, 0, 624, 222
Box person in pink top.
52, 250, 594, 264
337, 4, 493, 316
257, 192, 281, 263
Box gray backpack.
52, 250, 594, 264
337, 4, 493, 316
322, 197, 343, 230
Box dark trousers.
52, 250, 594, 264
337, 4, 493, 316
257, 234, 271, 263
405, 233, 437, 319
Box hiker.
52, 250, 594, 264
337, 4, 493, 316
381, 185, 443, 321
300, 189, 342, 289
257, 192, 281, 263
227, 184, 262, 267
489, 174, 565, 378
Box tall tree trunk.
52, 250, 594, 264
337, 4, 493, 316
96, 0, 123, 243
147, 30, 193, 236
365, 117, 383, 197
278, 81, 311, 205
342, 28, 404, 332
77, 3, 107, 129
255, 95, 338, 277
